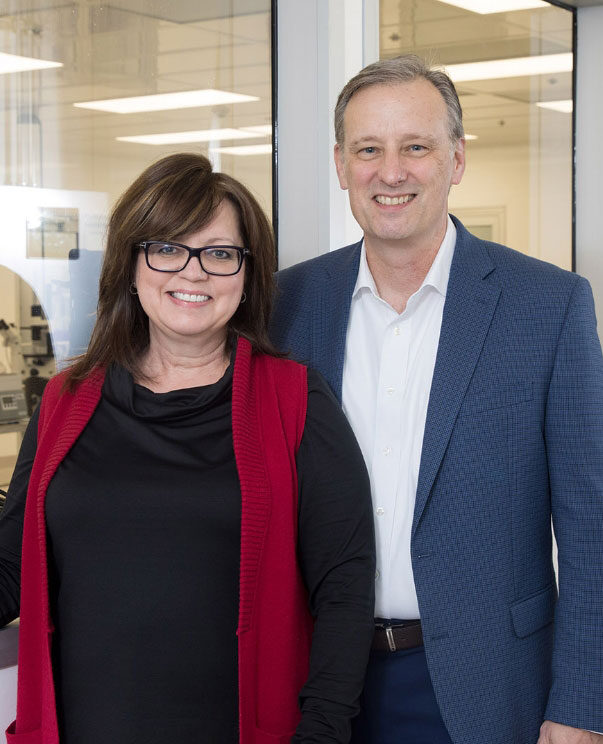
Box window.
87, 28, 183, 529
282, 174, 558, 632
380, 0, 574, 269
0, 0, 272, 488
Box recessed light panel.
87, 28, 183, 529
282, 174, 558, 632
536, 100, 573, 113
436, 0, 547, 13
445, 53, 572, 82
0, 52, 63, 74
240, 125, 272, 135
75, 89, 259, 114
116, 128, 265, 145
211, 144, 273, 156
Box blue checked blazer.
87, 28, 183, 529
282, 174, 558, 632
269, 217, 603, 744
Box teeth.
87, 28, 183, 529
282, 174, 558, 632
375, 194, 414, 205
171, 292, 210, 303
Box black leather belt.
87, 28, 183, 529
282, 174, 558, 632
372, 621, 423, 652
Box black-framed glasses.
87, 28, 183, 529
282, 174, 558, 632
138, 241, 250, 276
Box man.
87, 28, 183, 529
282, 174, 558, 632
270, 55, 603, 744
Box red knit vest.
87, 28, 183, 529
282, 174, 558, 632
7, 338, 312, 744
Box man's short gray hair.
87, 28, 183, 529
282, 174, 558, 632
334, 54, 464, 147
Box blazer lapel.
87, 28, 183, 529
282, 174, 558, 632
313, 241, 362, 402
412, 222, 501, 535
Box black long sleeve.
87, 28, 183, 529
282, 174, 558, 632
293, 370, 375, 743
0, 409, 39, 627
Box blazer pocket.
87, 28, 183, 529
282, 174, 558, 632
459, 382, 533, 417
510, 582, 557, 639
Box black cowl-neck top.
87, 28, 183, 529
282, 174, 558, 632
1, 360, 375, 743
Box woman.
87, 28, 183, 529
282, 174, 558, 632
0, 153, 375, 744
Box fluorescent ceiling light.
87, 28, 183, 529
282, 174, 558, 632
464, 134, 479, 140
116, 128, 266, 145
445, 53, 572, 82
74, 88, 259, 114
0, 52, 62, 74
436, 0, 547, 13
536, 99, 572, 113
211, 144, 273, 156
240, 124, 272, 135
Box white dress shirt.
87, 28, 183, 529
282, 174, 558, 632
342, 217, 456, 619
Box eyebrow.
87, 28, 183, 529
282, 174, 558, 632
172, 237, 240, 245
347, 136, 379, 148
202, 238, 240, 244
348, 133, 440, 148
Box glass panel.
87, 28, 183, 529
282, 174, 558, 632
379, 0, 573, 269
0, 0, 272, 490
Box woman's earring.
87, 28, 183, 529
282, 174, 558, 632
239, 292, 247, 304
129, 283, 138, 295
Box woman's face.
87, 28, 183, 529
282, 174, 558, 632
134, 199, 246, 352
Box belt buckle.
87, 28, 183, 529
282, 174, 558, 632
385, 626, 396, 652
375, 621, 402, 652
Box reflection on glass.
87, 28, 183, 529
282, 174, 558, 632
26, 207, 79, 260
379, 0, 573, 269
0, 1, 272, 480
0, 266, 56, 490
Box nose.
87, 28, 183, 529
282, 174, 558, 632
379, 151, 407, 187
180, 253, 209, 280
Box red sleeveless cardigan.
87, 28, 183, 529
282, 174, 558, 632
7, 338, 313, 744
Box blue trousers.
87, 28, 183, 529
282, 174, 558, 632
351, 645, 454, 744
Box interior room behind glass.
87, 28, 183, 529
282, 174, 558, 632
380, 0, 573, 269
0, 0, 273, 495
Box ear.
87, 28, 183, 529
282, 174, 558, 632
133, 251, 143, 285
450, 138, 466, 186
334, 143, 349, 190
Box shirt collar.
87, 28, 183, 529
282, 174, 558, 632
352, 215, 457, 301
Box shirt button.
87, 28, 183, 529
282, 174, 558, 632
382, 447, 392, 456
394, 326, 400, 336
375, 570, 380, 580
376, 507, 385, 516
386, 386, 395, 395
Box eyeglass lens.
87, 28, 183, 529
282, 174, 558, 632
146, 243, 242, 275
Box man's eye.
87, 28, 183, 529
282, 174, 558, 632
361, 146, 376, 154
409, 145, 425, 152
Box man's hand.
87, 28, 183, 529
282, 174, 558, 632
537, 721, 603, 743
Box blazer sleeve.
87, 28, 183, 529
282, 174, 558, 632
270, 265, 313, 362
543, 275, 603, 730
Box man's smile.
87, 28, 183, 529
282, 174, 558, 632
373, 194, 415, 206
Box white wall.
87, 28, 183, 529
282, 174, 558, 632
450, 145, 530, 254
576, 5, 603, 327
450, 142, 572, 270
276, 0, 378, 267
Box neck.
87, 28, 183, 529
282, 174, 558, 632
364, 222, 447, 314
138, 330, 231, 393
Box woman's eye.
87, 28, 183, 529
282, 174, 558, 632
157, 244, 178, 255
206, 248, 234, 260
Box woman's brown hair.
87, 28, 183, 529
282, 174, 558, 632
66, 152, 281, 389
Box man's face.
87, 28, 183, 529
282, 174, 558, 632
334, 78, 465, 255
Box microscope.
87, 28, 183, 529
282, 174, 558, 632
0, 319, 28, 424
